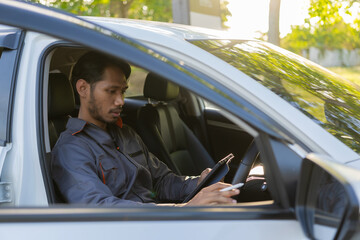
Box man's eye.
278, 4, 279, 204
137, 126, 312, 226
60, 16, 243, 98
107, 90, 116, 94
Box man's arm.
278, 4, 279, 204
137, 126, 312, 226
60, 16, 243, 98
182, 182, 239, 206
121, 127, 197, 202
157, 182, 240, 206
133, 131, 239, 204
51, 140, 153, 206
146, 150, 199, 202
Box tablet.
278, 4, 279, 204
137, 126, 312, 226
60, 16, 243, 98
183, 153, 234, 203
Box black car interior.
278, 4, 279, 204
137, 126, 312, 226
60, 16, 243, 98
137, 72, 215, 176
48, 72, 76, 149
44, 47, 270, 204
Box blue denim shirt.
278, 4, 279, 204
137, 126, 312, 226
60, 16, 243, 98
51, 118, 198, 206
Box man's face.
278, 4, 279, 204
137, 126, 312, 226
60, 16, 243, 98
86, 66, 128, 128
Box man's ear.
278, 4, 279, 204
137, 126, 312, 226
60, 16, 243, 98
76, 79, 89, 98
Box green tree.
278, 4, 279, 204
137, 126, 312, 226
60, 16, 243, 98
282, 0, 360, 53
28, 0, 231, 26
220, 0, 232, 29
27, 0, 172, 20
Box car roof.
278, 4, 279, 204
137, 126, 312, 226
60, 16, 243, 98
84, 17, 249, 41
0, 24, 18, 31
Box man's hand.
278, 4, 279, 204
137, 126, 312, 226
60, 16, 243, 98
184, 182, 240, 206
197, 168, 212, 186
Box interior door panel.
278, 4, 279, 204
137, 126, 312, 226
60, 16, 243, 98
204, 108, 254, 182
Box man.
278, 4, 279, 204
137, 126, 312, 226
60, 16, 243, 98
51, 51, 239, 206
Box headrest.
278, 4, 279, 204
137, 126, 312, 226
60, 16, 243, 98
143, 73, 179, 101
48, 73, 75, 118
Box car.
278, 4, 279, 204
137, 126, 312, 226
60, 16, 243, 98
0, 0, 360, 239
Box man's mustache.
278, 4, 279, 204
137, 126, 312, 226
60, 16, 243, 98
110, 107, 122, 113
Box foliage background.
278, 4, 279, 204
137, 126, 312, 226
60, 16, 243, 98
28, 0, 231, 28
281, 0, 360, 54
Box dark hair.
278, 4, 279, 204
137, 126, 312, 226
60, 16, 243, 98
71, 51, 131, 90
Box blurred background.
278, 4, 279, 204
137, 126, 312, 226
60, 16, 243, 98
29, 0, 360, 84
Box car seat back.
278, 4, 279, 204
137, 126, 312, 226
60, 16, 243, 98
137, 73, 214, 176
48, 72, 75, 149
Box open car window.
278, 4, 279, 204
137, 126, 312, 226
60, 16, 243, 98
41, 44, 306, 212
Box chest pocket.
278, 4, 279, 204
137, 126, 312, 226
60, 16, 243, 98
99, 156, 128, 196
128, 150, 148, 169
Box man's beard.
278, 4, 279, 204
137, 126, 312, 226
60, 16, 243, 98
88, 90, 120, 125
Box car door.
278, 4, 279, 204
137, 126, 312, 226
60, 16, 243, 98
0, 1, 321, 239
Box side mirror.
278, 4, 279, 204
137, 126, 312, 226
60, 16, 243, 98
296, 154, 360, 239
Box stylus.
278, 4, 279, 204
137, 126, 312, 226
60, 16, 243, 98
220, 183, 244, 192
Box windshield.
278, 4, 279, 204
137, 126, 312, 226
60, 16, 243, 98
191, 40, 360, 153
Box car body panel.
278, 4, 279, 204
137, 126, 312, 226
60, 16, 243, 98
1, 219, 305, 240
3, 31, 53, 206
0, 1, 359, 239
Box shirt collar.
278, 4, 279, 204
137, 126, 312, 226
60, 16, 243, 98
66, 118, 115, 147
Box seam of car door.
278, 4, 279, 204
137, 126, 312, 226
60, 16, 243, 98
36, 41, 80, 204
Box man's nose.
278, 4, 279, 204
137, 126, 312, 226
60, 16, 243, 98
114, 94, 125, 106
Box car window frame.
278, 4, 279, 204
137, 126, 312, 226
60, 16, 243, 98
0, 28, 24, 146
37, 41, 293, 209
36, 44, 298, 219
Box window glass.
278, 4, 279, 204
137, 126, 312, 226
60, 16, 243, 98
126, 66, 147, 97
191, 39, 360, 153
0, 47, 17, 145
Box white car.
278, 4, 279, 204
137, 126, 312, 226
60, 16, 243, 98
0, 1, 359, 239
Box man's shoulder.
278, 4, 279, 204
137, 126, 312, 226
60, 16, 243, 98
53, 117, 93, 148
51, 129, 96, 164
53, 128, 87, 150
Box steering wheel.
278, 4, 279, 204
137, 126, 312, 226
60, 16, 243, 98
231, 141, 259, 184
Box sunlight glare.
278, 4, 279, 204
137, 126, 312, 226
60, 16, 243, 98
227, 0, 310, 38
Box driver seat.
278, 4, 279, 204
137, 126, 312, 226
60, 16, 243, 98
137, 73, 215, 176
46, 72, 75, 203
48, 72, 75, 149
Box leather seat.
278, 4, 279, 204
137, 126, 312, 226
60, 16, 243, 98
47, 72, 75, 203
137, 73, 215, 176
48, 72, 75, 149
